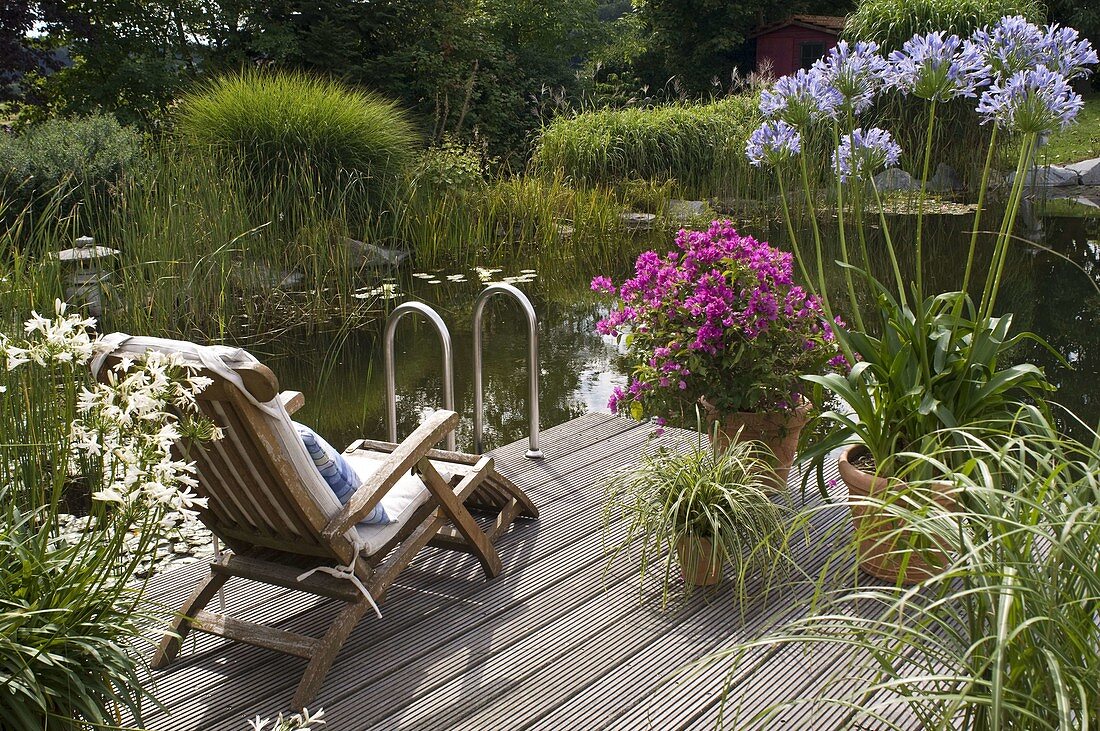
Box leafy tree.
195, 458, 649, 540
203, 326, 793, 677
633, 0, 858, 97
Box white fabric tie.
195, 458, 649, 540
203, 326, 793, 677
296, 539, 382, 619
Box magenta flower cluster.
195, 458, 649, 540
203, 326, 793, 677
594, 221, 843, 418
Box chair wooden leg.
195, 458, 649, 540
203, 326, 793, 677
418, 458, 503, 579
292, 596, 374, 709
152, 568, 230, 670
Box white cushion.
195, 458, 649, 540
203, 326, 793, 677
346, 451, 457, 555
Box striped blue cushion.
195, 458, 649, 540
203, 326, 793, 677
293, 422, 392, 525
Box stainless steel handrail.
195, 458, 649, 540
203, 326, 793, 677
472, 283, 542, 459
383, 302, 456, 451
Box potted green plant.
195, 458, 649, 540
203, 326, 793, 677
591, 222, 845, 489
745, 16, 1094, 582
603, 432, 790, 606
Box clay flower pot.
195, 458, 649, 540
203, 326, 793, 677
675, 536, 723, 586
703, 399, 811, 491
838, 444, 956, 586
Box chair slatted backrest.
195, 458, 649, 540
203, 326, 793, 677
94, 336, 356, 564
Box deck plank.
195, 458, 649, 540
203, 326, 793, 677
135, 414, 922, 730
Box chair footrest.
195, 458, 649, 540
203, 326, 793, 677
192, 610, 320, 659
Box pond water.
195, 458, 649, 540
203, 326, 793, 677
262, 211, 1100, 451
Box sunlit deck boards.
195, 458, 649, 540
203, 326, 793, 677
135, 412, 904, 730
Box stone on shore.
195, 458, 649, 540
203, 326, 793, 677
1066, 158, 1100, 186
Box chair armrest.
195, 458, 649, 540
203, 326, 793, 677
278, 391, 305, 414
322, 409, 460, 540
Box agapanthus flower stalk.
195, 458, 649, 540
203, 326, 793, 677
976, 65, 1083, 133
745, 120, 801, 168
759, 68, 842, 127
812, 40, 890, 114
889, 32, 990, 101
832, 128, 901, 183
1040, 24, 1099, 81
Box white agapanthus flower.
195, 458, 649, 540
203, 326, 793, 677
5, 300, 218, 523
248, 708, 326, 731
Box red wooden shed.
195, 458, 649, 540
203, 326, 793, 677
751, 15, 846, 77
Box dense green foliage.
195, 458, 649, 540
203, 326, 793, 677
176, 71, 418, 210
845, 0, 1045, 50
0, 114, 145, 249
0, 515, 151, 729
15, 0, 609, 157
715, 408, 1100, 729
533, 96, 761, 194
604, 434, 791, 606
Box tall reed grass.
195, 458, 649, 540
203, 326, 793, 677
0, 142, 658, 343
844, 0, 1045, 51
532, 96, 766, 199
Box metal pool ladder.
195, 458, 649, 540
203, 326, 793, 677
382, 284, 542, 459
383, 301, 456, 452
472, 283, 542, 459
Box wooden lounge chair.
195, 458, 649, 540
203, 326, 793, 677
92, 335, 538, 707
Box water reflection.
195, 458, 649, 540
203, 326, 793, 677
262, 213, 1099, 451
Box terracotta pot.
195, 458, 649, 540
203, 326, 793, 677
703, 399, 811, 491
837, 444, 955, 586
675, 536, 723, 586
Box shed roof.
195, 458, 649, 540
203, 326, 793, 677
750, 14, 846, 39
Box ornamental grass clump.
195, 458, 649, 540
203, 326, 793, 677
0, 302, 219, 729
604, 435, 792, 608
708, 406, 1100, 728
176, 70, 418, 213
745, 16, 1097, 480
592, 221, 843, 422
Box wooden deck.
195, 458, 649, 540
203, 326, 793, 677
135, 413, 908, 730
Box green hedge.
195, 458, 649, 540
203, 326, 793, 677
532, 97, 761, 196
845, 0, 1045, 51
0, 114, 145, 242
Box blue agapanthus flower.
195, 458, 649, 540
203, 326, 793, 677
759, 68, 843, 127
970, 16, 1098, 83
1040, 24, 1099, 81
969, 15, 1046, 81
745, 121, 802, 168
889, 32, 990, 101
812, 40, 891, 114
976, 65, 1084, 133
833, 128, 902, 182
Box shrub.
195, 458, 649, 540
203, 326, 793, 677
0, 113, 145, 252
175, 70, 419, 211
410, 136, 491, 192
532, 96, 762, 196
844, 0, 1046, 51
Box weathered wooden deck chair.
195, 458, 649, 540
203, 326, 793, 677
91, 335, 538, 707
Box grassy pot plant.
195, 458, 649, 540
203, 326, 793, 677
603, 431, 791, 607
706, 405, 1100, 729
746, 17, 1096, 582
591, 221, 845, 487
